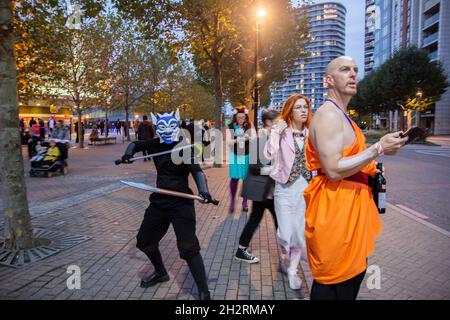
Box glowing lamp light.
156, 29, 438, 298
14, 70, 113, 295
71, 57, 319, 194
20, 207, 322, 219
257, 8, 266, 18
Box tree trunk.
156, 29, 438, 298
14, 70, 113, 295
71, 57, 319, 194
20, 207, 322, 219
399, 110, 406, 131
125, 105, 130, 142
0, 0, 34, 250
246, 77, 255, 126
406, 109, 412, 129
212, 61, 223, 130
212, 61, 224, 168
105, 109, 108, 137
77, 109, 84, 148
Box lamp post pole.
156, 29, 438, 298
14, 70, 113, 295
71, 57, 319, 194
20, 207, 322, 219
253, 18, 260, 131
254, 8, 265, 131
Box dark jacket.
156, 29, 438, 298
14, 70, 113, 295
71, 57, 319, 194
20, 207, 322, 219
138, 120, 155, 140
241, 131, 275, 202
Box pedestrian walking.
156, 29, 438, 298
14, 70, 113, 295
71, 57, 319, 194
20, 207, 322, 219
264, 94, 312, 290
226, 106, 255, 213
138, 115, 155, 161
235, 109, 279, 264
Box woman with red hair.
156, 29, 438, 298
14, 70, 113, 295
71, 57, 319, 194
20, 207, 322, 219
226, 106, 254, 213
264, 94, 313, 290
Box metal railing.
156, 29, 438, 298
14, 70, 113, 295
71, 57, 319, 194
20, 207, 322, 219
423, 32, 439, 47
423, 13, 440, 30
424, 0, 440, 13
428, 51, 438, 61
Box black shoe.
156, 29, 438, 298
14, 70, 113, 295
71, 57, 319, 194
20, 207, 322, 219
234, 247, 260, 264
140, 271, 170, 288
199, 290, 211, 300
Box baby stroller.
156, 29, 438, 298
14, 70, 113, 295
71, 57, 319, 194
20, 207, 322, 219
29, 141, 69, 177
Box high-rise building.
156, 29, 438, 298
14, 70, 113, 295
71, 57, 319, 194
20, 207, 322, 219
271, 1, 346, 111
420, 0, 450, 134
365, 0, 376, 75
364, 0, 450, 134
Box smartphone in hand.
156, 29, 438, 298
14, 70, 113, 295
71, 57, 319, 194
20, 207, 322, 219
400, 127, 426, 145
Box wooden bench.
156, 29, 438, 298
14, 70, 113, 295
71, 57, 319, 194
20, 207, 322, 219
89, 136, 117, 145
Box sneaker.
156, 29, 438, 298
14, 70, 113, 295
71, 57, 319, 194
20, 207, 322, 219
288, 272, 302, 290
234, 248, 260, 264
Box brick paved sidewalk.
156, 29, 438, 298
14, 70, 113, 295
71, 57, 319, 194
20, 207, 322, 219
0, 141, 449, 300
0, 144, 308, 300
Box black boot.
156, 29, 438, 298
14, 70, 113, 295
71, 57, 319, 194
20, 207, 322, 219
141, 249, 169, 288
199, 290, 211, 300
186, 254, 210, 300
140, 271, 170, 288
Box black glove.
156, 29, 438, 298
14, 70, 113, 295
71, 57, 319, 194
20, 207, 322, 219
121, 154, 134, 164
199, 192, 213, 204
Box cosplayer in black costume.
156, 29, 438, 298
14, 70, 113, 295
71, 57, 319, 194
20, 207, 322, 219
120, 110, 214, 300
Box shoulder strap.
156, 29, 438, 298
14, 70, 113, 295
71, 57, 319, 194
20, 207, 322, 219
325, 99, 354, 129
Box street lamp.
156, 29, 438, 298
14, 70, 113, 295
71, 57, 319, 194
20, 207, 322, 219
416, 89, 423, 99
254, 7, 266, 131
257, 8, 266, 18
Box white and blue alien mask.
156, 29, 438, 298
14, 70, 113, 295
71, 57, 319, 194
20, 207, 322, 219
151, 109, 181, 144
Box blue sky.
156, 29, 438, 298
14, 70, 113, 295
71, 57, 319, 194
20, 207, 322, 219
315, 0, 366, 78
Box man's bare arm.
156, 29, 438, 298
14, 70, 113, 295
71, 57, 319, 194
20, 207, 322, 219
312, 110, 378, 181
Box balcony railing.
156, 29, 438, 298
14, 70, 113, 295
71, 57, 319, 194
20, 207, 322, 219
423, 32, 439, 47
423, 13, 440, 30
424, 0, 440, 13
428, 51, 438, 61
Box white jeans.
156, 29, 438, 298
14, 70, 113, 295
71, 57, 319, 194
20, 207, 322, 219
274, 176, 308, 253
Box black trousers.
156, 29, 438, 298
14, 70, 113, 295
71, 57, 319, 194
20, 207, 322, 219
239, 199, 278, 248
310, 270, 367, 300
136, 202, 200, 260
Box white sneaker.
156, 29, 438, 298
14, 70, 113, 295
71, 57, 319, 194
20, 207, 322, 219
288, 273, 302, 290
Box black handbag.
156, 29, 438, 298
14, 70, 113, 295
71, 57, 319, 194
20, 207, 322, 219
241, 165, 273, 202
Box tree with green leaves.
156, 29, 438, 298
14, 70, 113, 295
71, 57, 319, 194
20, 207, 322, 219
50, 16, 114, 148
133, 59, 215, 121
380, 47, 448, 128
116, 0, 309, 129
221, 3, 309, 108
106, 17, 162, 141
354, 46, 448, 129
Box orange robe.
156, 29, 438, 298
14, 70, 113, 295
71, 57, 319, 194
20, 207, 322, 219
304, 120, 382, 285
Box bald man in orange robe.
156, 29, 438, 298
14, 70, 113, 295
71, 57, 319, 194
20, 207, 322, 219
304, 56, 408, 300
